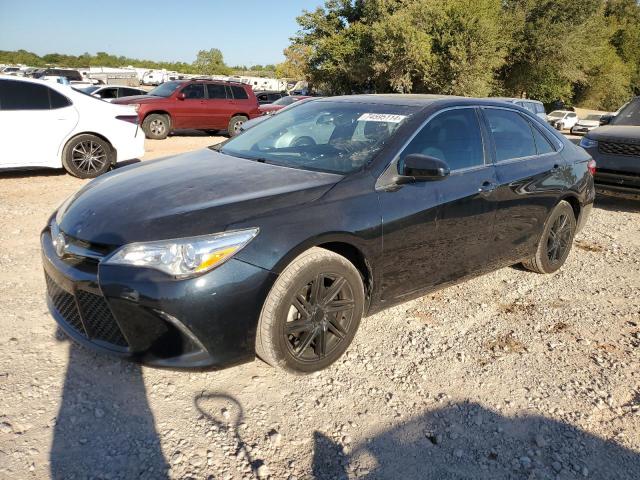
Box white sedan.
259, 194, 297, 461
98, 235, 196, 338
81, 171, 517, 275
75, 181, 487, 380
76, 85, 148, 102
547, 110, 578, 131
0, 76, 144, 178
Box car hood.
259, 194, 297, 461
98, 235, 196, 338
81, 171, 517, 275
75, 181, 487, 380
587, 125, 640, 143
57, 149, 342, 245
260, 105, 282, 113
112, 95, 159, 105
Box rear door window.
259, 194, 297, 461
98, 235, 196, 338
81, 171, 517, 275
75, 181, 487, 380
120, 87, 143, 97
0, 80, 52, 110
207, 84, 227, 99
401, 108, 485, 171
231, 86, 249, 100
484, 108, 537, 161
49, 89, 71, 109
530, 124, 556, 154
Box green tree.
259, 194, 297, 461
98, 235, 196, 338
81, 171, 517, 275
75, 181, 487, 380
191, 48, 231, 75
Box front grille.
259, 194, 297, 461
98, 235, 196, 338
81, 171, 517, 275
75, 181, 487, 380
45, 272, 128, 349
599, 141, 640, 157
45, 274, 85, 334
77, 290, 128, 347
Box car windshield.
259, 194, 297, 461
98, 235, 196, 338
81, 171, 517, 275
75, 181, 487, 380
220, 100, 419, 174
611, 99, 640, 126
273, 96, 296, 106
148, 81, 182, 97
585, 114, 601, 121
548, 111, 565, 118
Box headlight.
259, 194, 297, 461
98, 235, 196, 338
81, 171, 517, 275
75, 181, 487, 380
579, 137, 598, 148
104, 228, 259, 278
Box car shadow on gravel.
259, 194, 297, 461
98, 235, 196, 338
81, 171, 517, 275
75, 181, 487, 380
50, 337, 169, 479
312, 402, 640, 480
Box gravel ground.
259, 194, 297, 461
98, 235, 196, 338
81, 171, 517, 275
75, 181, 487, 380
0, 134, 639, 480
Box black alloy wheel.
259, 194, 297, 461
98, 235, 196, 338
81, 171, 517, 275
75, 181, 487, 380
285, 273, 355, 362
523, 200, 576, 274
256, 247, 365, 373
546, 213, 573, 265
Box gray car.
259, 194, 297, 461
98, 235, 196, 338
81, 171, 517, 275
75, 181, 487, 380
580, 97, 640, 196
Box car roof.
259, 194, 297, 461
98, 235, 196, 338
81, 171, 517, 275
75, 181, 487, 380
95, 85, 145, 89
315, 94, 544, 109
492, 97, 543, 104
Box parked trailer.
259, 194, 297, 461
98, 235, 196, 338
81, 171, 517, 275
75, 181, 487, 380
229, 76, 288, 92
87, 67, 139, 86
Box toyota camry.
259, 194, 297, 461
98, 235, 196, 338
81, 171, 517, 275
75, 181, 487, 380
42, 95, 595, 373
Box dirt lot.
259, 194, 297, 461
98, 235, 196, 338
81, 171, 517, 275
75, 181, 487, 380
0, 133, 639, 480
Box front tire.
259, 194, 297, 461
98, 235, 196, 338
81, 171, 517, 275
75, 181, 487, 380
256, 247, 365, 374
522, 200, 576, 274
228, 115, 248, 137
62, 134, 114, 179
142, 113, 170, 140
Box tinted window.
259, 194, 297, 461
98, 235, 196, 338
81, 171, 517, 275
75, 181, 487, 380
484, 108, 537, 161
401, 108, 485, 170
181, 84, 205, 99
268, 93, 281, 101
231, 86, 249, 100
120, 87, 143, 97
530, 124, 555, 154
257, 94, 267, 101
0, 80, 51, 110
207, 84, 227, 99
49, 89, 71, 109
98, 88, 118, 99
568, 113, 577, 118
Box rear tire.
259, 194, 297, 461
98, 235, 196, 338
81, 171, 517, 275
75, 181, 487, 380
142, 113, 170, 140
256, 247, 365, 374
62, 134, 114, 179
522, 200, 576, 274
228, 115, 248, 137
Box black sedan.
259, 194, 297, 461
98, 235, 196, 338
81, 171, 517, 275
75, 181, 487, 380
42, 95, 595, 373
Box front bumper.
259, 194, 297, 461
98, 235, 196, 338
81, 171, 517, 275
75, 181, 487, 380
41, 228, 277, 369
583, 146, 640, 194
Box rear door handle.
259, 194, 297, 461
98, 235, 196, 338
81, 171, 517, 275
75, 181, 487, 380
478, 181, 497, 193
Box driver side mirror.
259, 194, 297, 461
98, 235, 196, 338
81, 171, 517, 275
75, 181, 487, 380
177, 92, 186, 101
400, 154, 450, 181
599, 114, 612, 126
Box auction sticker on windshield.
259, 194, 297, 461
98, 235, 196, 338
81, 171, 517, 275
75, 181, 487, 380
358, 113, 407, 123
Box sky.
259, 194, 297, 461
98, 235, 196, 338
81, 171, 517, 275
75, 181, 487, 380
0, 0, 322, 66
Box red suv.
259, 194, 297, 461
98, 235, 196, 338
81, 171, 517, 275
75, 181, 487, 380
113, 80, 261, 139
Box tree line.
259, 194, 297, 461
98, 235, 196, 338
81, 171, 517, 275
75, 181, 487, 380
0, 48, 278, 79
282, 0, 640, 110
